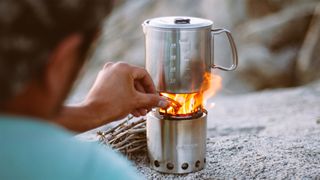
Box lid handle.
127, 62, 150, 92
174, 18, 190, 24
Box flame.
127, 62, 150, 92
160, 72, 222, 116
160, 92, 203, 115
202, 72, 222, 106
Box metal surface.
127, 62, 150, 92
211, 29, 238, 71
143, 16, 212, 29
147, 111, 207, 174
142, 16, 238, 94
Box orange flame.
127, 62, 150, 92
160, 72, 222, 116
202, 72, 222, 106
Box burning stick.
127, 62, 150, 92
97, 117, 147, 157
160, 95, 182, 113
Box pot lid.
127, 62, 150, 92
143, 16, 213, 29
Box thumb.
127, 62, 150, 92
135, 93, 169, 109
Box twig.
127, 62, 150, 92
97, 116, 147, 157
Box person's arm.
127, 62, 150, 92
55, 62, 169, 132
54, 103, 112, 132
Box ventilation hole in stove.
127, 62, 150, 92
181, 163, 189, 170
154, 160, 160, 167
204, 158, 206, 163
195, 160, 201, 168
166, 162, 174, 170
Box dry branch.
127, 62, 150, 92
97, 116, 147, 157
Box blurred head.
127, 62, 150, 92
0, 0, 112, 117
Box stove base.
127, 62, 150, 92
146, 111, 207, 174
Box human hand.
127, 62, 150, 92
82, 62, 168, 122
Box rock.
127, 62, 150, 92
246, 0, 281, 18
235, 2, 317, 51
133, 135, 320, 179
245, 0, 319, 19
206, 79, 320, 137
226, 2, 320, 92
222, 43, 298, 93
296, 3, 320, 85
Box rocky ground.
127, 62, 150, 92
134, 135, 320, 179
78, 80, 320, 179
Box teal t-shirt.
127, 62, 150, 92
0, 115, 141, 180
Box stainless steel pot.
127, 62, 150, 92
142, 16, 238, 94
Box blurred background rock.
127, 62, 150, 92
68, 0, 320, 103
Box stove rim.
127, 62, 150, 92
155, 108, 208, 121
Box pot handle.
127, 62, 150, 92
211, 28, 238, 71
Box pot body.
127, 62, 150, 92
144, 26, 211, 93
143, 16, 238, 94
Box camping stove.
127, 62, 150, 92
147, 108, 207, 173
142, 16, 238, 174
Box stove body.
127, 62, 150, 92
142, 16, 238, 174
147, 111, 207, 173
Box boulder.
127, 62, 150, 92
221, 43, 298, 93
228, 2, 319, 92
296, 3, 320, 85
235, 2, 316, 51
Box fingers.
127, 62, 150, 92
134, 80, 146, 93
133, 68, 162, 112
135, 93, 169, 109
98, 62, 161, 117
138, 108, 148, 116
131, 67, 156, 94
135, 81, 154, 111
106, 62, 156, 94
131, 110, 141, 117
131, 108, 148, 117
103, 62, 114, 69
134, 79, 152, 116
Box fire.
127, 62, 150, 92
202, 72, 222, 106
160, 92, 203, 115
160, 72, 222, 116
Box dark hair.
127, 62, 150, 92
0, 0, 112, 103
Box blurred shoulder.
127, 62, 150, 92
0, 115, 141, 180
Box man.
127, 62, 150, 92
0, 0, 168, 179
